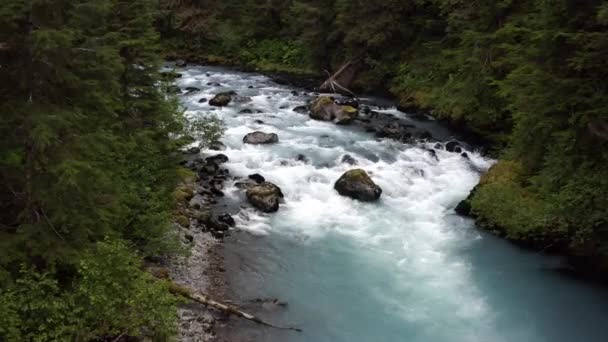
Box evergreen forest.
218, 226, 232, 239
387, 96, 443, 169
1, 0, 607, 340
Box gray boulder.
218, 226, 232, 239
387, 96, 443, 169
243, 131, 279, 145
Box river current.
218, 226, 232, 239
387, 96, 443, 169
174, 65, 608, 342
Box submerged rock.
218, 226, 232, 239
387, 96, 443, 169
246, 182, 284, 213
376, 122, 413, 141
292, 105, 309, 114
334, 169, 382, 202
445, 141, 463, 153
296, 154, 308, 163
341, 154, 358, 165
185, 86, 200, 94
243, 131, 279, 145
233, 96, 252, 103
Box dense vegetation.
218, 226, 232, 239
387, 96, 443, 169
161, 1, 608, 275
0, 0, 189, 339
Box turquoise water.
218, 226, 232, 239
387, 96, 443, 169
175, 65, 608, 342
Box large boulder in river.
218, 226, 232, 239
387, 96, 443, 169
243, 131, 279, 145
246, 182, 284, 213
334, 169, 382, 202
309, 96, 358, 125
209, 92, 234, 107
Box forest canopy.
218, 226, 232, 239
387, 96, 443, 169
0, 0, 186, 339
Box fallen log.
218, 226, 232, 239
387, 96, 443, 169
319, 52, 369, 96
320, 59, 358, 96
168, 282, 302, 333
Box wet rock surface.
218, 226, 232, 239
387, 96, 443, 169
334, 169, 383, 202
243, 131, 279, 145
209, 92, 234, 107
245, 182, 284, 213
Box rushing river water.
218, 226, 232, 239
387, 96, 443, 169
174, 65, 608, 342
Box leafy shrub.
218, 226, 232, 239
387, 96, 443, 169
0, 240, 181, 341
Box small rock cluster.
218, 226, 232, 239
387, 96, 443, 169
177, 150, 236, 239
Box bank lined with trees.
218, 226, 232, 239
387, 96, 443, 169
160, 0, 608, 278
0, 0, 188, 340
1, 0, 608, 340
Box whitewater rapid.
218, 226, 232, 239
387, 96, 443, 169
174, 65, 608, 342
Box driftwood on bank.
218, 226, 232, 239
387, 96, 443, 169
319, 59, 359, 96
319, 52, 367, 96
168, 282, 303, 333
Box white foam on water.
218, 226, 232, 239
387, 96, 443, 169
176, 65, 502, 341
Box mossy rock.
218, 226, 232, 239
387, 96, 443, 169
334, 169, 382, 202
310, 96, 336, 121
309, 96, 358, 124
177, 168, 196, 184
246, 182, 284, 213
175, 215, 190, 228
174, 186, 194, 203
335, 105, 358, 125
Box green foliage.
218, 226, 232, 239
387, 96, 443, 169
470, 161, 559, 241
185, 114, 226, 149
238, 39, 307, 71
0, 240, 181, 341
0, 0, 209, 339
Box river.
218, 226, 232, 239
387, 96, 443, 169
174, 64, 608, 342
